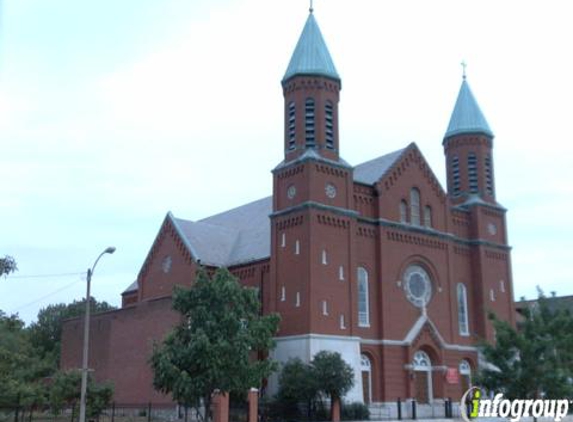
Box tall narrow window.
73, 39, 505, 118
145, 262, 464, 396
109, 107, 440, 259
325, 101, 334, 149
321, 249, 328, 265
485, 154, 494, 196
410, 188, 421, 226
281, 286, 286, 302
339, 265, 345, 281
305, 98, 315, 148
295, 240, 300, 255
468, 153, 478, 193
288, 102, 296, 150
339, 314, 346, 329
357, 267, 370, 327
281, 233, 286, 248
295, 292, 301, 307
400, 200, 408, 223
452, 155, 460, 195
457, 283, 469, 336
322, 300, 328, 316
424, 206, 432, 228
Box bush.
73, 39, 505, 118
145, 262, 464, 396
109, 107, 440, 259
342, 401, 370, 421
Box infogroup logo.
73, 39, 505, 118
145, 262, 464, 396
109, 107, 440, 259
460, 387, 570, 422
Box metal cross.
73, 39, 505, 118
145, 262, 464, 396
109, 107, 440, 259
310, 0, 314, 13
461, 60, 467, 80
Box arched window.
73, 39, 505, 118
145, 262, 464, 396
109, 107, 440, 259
410, 188, 420, 226
468, 153, 478, 193
288, 102, 296, 150
485, 154, 494, 196
452, 155, 460, 195
325, 101, 334, 149
400, 200, 408, 223
457, 283, 469, 336
424, 206, 432, 228
361, 354, 372, 404
305, 98, 315, 148
357, 267, 370, 327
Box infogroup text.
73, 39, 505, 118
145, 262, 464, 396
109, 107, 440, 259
460, 387, 569, 422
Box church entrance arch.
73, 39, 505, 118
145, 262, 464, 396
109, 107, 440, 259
361, 354, 372, 404
412, 350, 432, 404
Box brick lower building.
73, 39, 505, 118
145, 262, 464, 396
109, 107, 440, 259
61, 9, 515, 408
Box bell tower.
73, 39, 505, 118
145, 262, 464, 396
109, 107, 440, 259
281, 10, 342, 163
443, 72, 496, 205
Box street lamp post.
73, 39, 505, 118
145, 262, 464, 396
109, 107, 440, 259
79, 246, 116, 422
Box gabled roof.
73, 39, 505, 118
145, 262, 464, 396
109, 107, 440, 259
283, 12, 340, 83
444, 78, 493, 139
121, 280, 138, 295
170, 197, 272, 267
353, 148, 406, 185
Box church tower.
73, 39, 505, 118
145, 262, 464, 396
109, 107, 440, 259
443, 73, 514, 340
281, 10, 342, 163
268, 9, 363, 402
443, 74, 496, 204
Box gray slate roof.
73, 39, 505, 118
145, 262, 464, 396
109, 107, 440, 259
166, 149, 404, 268
353, 148, 406, 185
171, 197, 272, 267
121, 280, 138, 295
445, 78, 493, 139
283, 13, 339, 82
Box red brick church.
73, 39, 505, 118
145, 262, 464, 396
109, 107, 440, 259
61, 9, 515, 410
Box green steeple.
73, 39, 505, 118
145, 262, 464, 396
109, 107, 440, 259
445, 78, 493, 139
283, 12, 340, 83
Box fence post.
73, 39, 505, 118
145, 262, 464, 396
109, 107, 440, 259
111, 402, 115, 422
70, 402, 76, 422
147, 402, 152, 422
397, 398, 402, 420
411, 399, 416, 420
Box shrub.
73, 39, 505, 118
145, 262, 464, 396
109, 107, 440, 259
342, 401, 370, 421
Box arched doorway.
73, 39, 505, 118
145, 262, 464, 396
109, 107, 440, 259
361, 354, 372, 404
412, 351, 432, 404
459, 360, 472, 393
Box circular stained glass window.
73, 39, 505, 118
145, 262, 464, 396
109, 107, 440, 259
404, 265, 432, 308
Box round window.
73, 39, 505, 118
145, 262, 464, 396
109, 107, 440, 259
404, 265, 432, 308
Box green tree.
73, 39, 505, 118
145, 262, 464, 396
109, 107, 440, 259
0, 256, 17, 277
0, 311, 52, 405
28, 298, 116, 369
277, 358, 318, 418
150, 268, 280, 422
311, 351, 354, 416
49, 370, 113, 417
477, 290, 573, 400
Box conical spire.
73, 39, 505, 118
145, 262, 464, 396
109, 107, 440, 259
283, 12, 339, 83
444, 78, 493, 139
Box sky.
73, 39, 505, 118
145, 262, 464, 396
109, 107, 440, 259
1, 0, 572, 324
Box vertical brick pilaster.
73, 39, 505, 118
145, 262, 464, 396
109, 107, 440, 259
248, 388, 258, 422
212, 391, 229, 422
331, 397, 341, 422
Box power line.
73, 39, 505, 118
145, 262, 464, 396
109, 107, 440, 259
8, 277, 85, 314
6, 271, 86, 279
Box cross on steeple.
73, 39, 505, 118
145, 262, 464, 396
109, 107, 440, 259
461, 60, 467, 80
310, 0, 314, 13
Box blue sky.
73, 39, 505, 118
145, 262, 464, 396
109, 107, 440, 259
1, 0, 572, 323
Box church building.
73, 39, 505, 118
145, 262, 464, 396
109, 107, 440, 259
61, 9, 515, 409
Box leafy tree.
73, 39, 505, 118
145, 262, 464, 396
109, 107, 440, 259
150, 268, 280, 422
0, 311, 52, 405
277, 358, 319, 419
477, 290, 573, 400
311, 351, 354, 418
49, 370, 113, 417
276, 351, 355, 420
0, 256, 17, 277
28, 298, 116, 368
